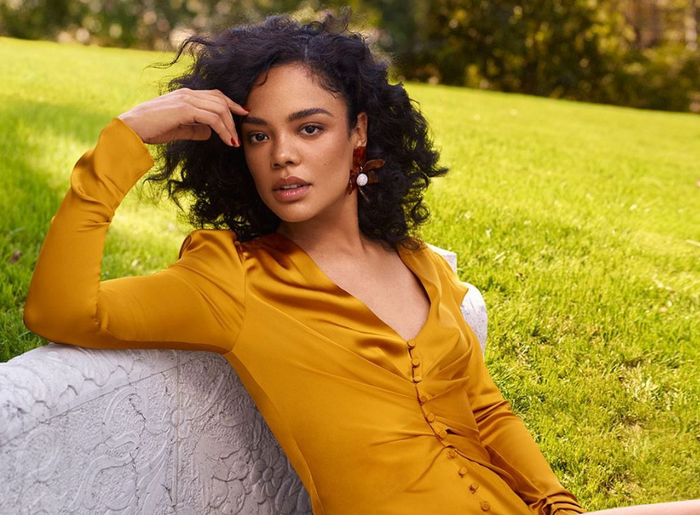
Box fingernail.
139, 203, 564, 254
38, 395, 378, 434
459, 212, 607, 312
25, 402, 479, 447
231, 137, 237, 146
243, 106, 250, 112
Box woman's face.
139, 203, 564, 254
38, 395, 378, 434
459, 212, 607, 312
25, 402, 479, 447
240, 63, 367, 226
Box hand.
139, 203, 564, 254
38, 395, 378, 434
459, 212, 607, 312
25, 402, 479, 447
116, 88, 249, 147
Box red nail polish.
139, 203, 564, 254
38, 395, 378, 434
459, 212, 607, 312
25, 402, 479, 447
243, 106, 250, 112
231, 137, 238, 146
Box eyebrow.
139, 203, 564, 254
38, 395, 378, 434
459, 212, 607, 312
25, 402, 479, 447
240, 107, 334, 126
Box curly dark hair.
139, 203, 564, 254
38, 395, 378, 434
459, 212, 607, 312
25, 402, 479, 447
140, 6, 449, 251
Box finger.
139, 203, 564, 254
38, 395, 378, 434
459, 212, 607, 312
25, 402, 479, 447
189, 89, 248, 120
184, 95, 240, 145
183, 106, 235, 147
183, 98, 237, 146
144, 124, 210, 145
177, 123, 212, 142
201, 89, 249, 116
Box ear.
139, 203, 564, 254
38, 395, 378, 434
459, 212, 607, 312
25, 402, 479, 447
353, 112, 368, 147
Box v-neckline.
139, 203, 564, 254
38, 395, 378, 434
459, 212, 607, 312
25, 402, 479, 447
264, 231, 436, 343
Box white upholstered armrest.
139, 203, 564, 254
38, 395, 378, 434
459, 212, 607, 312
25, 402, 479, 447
426, 243, 488, 355
461, 281, 488, 355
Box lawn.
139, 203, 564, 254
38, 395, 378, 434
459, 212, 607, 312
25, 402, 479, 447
1, 36, 698, 510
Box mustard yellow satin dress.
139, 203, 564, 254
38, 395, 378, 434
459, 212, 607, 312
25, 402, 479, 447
23, 118, 586, 515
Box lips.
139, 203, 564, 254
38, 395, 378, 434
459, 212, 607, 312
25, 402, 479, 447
272, 183, 311, 202
273, 175, 309, 191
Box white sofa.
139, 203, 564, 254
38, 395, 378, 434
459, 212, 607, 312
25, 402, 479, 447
0, 245, 487, 515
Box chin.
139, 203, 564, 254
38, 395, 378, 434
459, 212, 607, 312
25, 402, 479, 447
267, 202, 318, 223
262, 187, 345, 222
275, 213, 307, 224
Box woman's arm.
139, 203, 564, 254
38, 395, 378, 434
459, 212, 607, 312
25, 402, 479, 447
463, 325, 585, 514
23, 118, 245, 353
430, 250, 585, 514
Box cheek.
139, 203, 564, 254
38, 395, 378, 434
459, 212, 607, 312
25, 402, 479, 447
316, 157, 350, 192
243, 154, 266, 186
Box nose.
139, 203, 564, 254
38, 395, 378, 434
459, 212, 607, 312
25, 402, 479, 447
270, 134, 300, 169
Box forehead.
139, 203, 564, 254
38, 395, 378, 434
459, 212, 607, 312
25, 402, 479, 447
244, 63, 346, 119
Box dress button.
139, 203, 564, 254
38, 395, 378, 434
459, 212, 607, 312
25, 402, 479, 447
469, 482, 479, 493
407, 340, 416, 349
437, 428, 448, 439
426, 412, 435, 422
480, 500, 491, 511
418, 394, 428, 403
447, 448, 457, 459
411, 357, 421, 367
458, 467, 468, 477
413, 374, 423, 383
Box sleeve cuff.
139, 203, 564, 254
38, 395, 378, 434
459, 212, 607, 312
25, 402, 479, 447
66, 117, 156, 216
99, 116, 155, 195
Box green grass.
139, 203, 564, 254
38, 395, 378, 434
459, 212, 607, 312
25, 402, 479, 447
2, 36, 699, 509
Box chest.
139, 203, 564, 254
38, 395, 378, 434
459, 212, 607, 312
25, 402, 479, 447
316, 256, 431, 342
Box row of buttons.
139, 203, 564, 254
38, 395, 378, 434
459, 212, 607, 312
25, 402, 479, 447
448, 447, 490, 511
407, 339, 489, 512
447, 448, 489, 510
407, 339, 422, 385
408, 339, 450, 440
408, 340, 442, 438
445, 434, 489, 510
448, 444, 491, 511
447, 450, 479, 487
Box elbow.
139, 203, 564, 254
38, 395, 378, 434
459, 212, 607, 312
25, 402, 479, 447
23, 296, 92, 345
23, 282, 50, 336
23, 297, 41, 333
23, 299, 58, 342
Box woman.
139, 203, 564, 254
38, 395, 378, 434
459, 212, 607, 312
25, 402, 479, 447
22, 8, 699, 515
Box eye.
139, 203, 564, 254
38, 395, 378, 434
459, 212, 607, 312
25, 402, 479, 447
301, 124, 323, 135
246, 132, 267, 144
245, 125, 324, 145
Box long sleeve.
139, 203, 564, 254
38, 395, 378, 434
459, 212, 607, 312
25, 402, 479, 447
23, 117, 246, 354
432, 251, 585, 515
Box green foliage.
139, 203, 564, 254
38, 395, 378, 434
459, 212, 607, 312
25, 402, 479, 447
2, 37, 699, 508
616, 43, 700, 111
1, 0, 698, 112
375, 0, 700, 113
0, 0, 379, 49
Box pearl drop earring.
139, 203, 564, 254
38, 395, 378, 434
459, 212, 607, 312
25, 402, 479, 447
346, 146, 385, 201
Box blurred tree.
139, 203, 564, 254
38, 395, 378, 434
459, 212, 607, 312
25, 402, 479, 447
686, 0, 698, 51
621, 0, 699, 50
0, 0, 697, 112
0, 0, 378, 50
374, 0, 634, 101
370, 0, 699, 112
